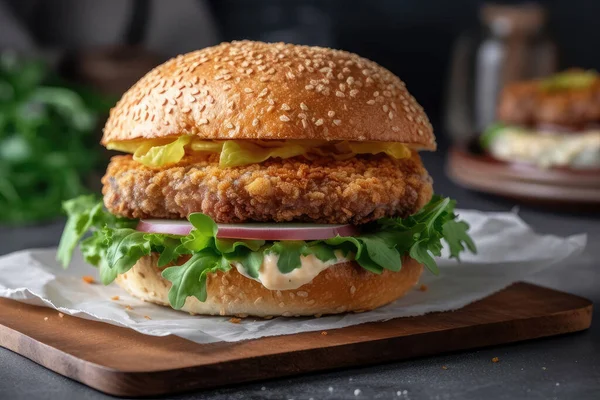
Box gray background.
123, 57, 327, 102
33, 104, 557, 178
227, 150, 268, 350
1, 149, 598, 400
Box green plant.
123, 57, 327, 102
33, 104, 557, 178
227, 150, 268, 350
0, 52, 113, 224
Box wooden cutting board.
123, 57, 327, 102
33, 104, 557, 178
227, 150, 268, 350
0, 283, 592, 397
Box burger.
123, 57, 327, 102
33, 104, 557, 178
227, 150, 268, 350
482, 69, 600, 169
57, 41, 475, 317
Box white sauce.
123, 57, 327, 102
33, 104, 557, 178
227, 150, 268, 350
490, 128, 600, 168
234, 252, 347, 290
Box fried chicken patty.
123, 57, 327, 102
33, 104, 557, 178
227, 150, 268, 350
497, 80, 600, 128
102, 153, 433, 224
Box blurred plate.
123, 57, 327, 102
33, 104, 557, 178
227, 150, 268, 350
446, 141, 600, 207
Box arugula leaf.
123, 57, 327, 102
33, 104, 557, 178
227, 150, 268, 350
442, 220, 477, 259
359, 237, 402, 272
58, 194, 477, 309
268, 241, 306, 273
162, 249, 228, 308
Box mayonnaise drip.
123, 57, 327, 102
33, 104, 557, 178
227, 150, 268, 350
233, 252, 347, 290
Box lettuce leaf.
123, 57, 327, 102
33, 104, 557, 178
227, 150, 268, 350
219, 141, 306, 168
58, 194, 475, 309
109, 138, 413, 168
133, 135, 191, 167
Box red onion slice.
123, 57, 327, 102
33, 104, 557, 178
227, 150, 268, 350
136, 219, 359, 240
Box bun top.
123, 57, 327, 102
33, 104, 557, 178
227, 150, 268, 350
102, 41, 435, 150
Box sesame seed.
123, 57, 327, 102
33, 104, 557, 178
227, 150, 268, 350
337, 73, 344, 80
226, 122, 234, 129
199, 118, 209, 125
333, 119, 342, 125
315, 119, 324, 126
383, 105, 389, 112
373, 91, 380, 97
281, 103, 291, 111
350, 89, 359, 97
244, 88, 253, 93
223, 84, 232, 90
392, 126, 400, 132
339, 83, 346, 91
297, 113, 307, 119
300, 102, 308, 111
258, 88, 268, 97
328, 111, 335, 117
252, 118, 259, 126
389, 111, 394, 120
407, 115, 414, 121
279, 115, 290, 122
367, 100, 375, 105
336, 91, 345, 97
169, 98, 177, 105
286, 71, 296, 79
161, 98, 168, 106
301, 119, 308, 129
267, 105, 274, 112
391, 102, 397, 111
305, 84, 314, 90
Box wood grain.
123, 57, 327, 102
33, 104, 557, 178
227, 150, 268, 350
0, 283, 592, 397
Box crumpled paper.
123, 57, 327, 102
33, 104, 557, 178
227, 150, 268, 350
0, 210, 586, 343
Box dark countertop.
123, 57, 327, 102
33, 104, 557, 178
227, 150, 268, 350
1, 150, 599, 400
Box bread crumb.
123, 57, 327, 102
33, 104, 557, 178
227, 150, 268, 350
189, 312, 197, 316
321, 331, 328, 336
492, 357, 499, 363
144, 315, 151, 320
58, 312, 64, 318
442, 365, 448, 370
419, 284, 428, 292
44, 317, 48, 321
82, 275, 95, 284
229, 317, 242, 324
111, 296, 120, 301
542, 366, 547, 370
125, 305, 133, 311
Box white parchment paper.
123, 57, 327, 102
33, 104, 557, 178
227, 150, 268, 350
0, 210, 586, 343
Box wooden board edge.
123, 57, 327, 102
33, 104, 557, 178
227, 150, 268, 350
1, 298, 589, 397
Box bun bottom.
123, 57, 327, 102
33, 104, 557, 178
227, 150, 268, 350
115, 255, 423, 317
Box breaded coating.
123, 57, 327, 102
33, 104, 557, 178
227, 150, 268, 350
498, 79, 600, 128
102, 153, 433, 224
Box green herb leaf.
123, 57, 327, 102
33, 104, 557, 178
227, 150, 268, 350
162, 250, 228, 309
56, 195, 103, 267
268, 241, 306, 273
58, 194, 476, 309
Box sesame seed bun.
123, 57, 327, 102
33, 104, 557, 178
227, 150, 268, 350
114, 254, 423, 317
102, 41, 436, 149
